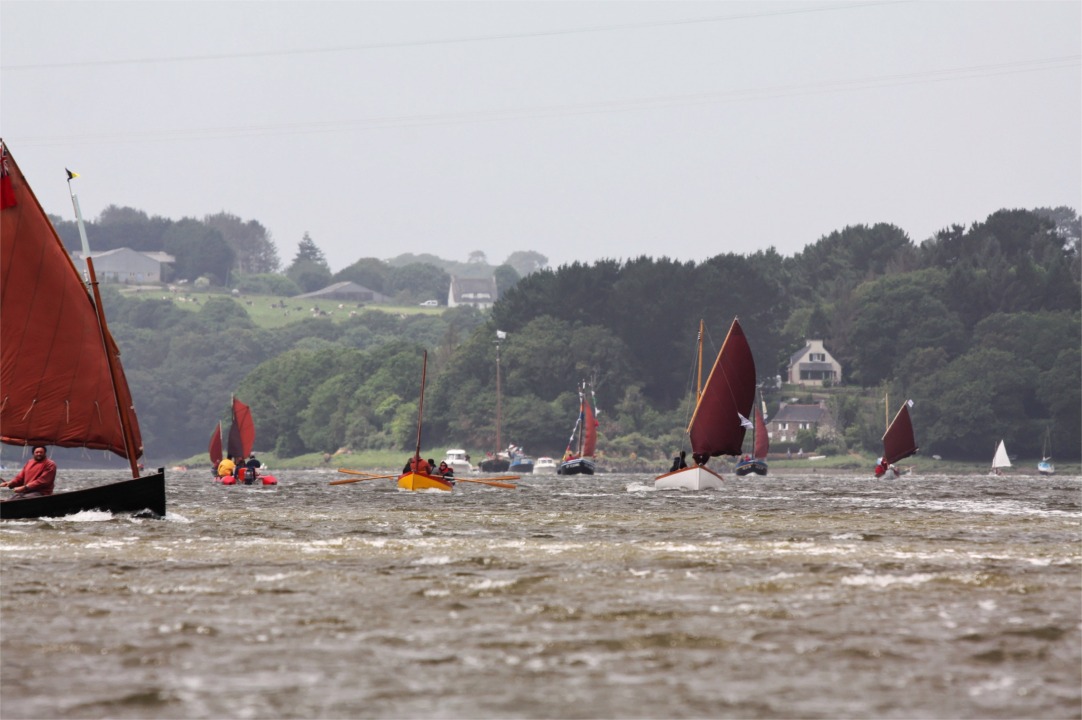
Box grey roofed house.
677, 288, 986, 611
295, 281, 389, 303
768, 401, 835, 443
70, 247, 174, 284
447, 276, 498, 309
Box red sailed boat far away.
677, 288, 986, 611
0, 140, 166, 519
655, 318, 757, 491
875, 400, 918, 479
210, 397, 274, 485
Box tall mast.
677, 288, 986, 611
495, 337, 502, 452
696, 319, 704, 399
413, 350, 428, 462
69, 173, 141, 478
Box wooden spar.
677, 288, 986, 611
696, 319, 704, 399
495, 338, 502, 453
413, 350, 428, 463
86, 257, 141, 479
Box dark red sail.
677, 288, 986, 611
0, 141, 143, 459
688, 318, 756, 458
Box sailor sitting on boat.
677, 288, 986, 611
0, 445, 57, 499
436, 461, 456, 485
874, 457, 895, 477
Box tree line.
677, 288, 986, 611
87, 206, 1078, 465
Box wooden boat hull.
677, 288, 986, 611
654, 465, 723, 490
557, 458, 595, 475
478, 458, 510, 473
734, 459, 768, 476
1, 469, 166, 520
397, 472, 454, 492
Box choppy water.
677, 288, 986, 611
2, 469, 1079, 719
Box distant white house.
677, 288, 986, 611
70, 248, 174, 284
787, 339, 843, 386
448, 276, 498, 309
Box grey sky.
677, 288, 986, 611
2, 1, 1079, 273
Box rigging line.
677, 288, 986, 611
14, 53, 1078, 149
3, 1, 907, 71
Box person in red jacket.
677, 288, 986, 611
1, 445, 58, 498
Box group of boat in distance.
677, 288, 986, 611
0, 138, 1061, 519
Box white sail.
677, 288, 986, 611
991, 440, 1011, 470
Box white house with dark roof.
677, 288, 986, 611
768, 401, 835, 443
70, 247, 174, 284
448, 276, 497, 309
787, 339, 843, 386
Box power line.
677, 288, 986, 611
14, 54, 1079, 148
3, 1, 906, 71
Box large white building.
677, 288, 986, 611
787, 339, 843, 386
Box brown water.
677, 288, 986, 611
2, 469, 1079, 719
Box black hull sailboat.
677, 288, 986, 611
557, 382, 598, 475
0, 141, 165, 519
1, 471, 166, 520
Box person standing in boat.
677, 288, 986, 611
0, 445, 57, 498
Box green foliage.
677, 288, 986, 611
89, 206, 1079, 464
163, 219, 236, 284
232, 273, 301, 296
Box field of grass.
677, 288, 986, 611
119, 286, 440, 330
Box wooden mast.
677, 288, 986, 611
413, 350, 428, 464
86, 257, 141, 479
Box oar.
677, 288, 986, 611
330, 471, 399, 486
455, 477, 517, 489
337, 468, 390, 478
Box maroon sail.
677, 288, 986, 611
209, 422, 223, 469
228, 397, 255, 460
753, 403, 770, 460
0, 142, 143, 460
882, 402, 918, 465
687, 318, 756, 458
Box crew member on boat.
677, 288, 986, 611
1, 445, 57, 498
874, 457, 893, 477
402, 456, 432, 474
217, 455, 237, 479
436, 461, 455, 485
669, 450, 688, 472
243, 454, 261, 484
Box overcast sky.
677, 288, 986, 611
2, 1, 1079, 273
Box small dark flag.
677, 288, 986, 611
66, 168, 79, 180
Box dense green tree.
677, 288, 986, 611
503, 250, 548, 277
492, 264, 521, 298
162, 219, 235, 284
333, 257, 389, 293
204, 212, 280, 274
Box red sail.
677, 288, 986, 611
229, 397, 255, 459
753, 404, 770, 460
209, 422, 223, 468
688, 318, 756, 458
582, 395, 597, 458
882, 402, 918, 465
0, 142, 143, 459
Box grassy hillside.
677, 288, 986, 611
119, 286, 441, 329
